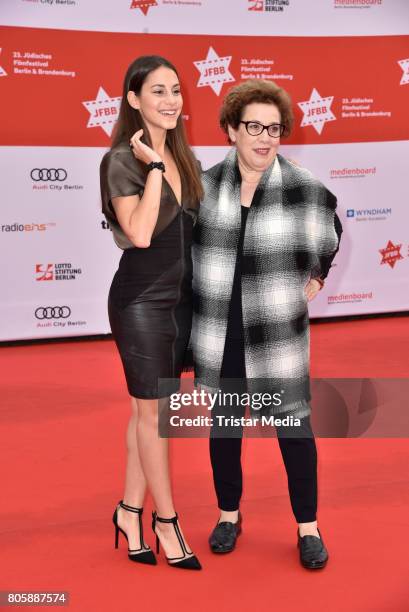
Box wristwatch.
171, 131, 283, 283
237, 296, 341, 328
147, 161, 166, 172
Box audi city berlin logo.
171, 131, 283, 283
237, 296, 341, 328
35, 306, 71, 320
30, 168, 68, 182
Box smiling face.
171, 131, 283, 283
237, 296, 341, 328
228, 102, 281, 173
128, 66, 182, 133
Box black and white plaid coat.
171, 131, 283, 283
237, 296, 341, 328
191, 149, 342, 416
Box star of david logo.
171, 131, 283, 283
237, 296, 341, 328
379, 240, 403, 269
298, 88, 336, 135
398, 58, 409, 85
130, 0, 158, 15
193, 47, 235, 96
82, 87, 122, 137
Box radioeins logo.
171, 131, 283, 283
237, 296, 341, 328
34, 305, 86, 330
35, 263, 82, 281
30, 168, 83, 192
248, 0, 290, 11
2, 222, 56, 232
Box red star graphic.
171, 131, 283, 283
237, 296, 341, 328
130, 0, 158, 15
379, 240, 403, 269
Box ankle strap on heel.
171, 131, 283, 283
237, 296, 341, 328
153, 511, 178, 524
119, 500, 143, 514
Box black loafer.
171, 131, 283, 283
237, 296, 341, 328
297, 528, 328, 569
209, 513, 242, 554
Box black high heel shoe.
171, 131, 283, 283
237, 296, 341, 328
152, 511, 202, 570
113, 500, 157, 565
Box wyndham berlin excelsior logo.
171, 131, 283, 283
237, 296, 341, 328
82, 87, 121, 137
398, 58, 409, 85
194, 47, 235, 96
0, 48, 7, 77
298, 88, 336, 135
130, 0, 158, 15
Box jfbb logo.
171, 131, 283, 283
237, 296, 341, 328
83, 87, 121, 137
130, 0, 158, 15
398, 59, 409, 86
379, 240, 403, 269
298, 89, 336, 135
0, 48, 7, 77
30, 168, 67, 182
35, 306, 71, 320
194, 47, 235, 96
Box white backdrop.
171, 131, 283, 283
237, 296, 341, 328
1, 0, 409, 341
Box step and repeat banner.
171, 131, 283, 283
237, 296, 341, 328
1, 0, 409, 340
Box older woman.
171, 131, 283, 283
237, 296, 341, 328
192, 80, 342, 569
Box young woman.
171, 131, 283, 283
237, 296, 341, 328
100, 55, 203, 570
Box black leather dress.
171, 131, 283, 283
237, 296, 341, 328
100, 143, 199, 399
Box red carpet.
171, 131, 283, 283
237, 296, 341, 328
1, 317, 409, 611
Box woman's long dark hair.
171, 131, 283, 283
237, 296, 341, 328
112, 55, 203, 202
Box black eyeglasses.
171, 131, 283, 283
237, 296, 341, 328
240, 121, 285, 138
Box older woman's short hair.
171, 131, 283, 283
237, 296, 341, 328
220, 80, 294, 139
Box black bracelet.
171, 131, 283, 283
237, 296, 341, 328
147, 161, 165, 172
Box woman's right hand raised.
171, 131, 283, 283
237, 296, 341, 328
130, 129, 162, 165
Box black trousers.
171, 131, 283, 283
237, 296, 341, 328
209, 337, 318, 523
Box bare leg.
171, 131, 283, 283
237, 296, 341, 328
298, 521, 319, 537
116, 397, 149, 551
136, 397, 194, 561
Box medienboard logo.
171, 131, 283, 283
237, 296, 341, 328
35, 263, 82, 281
194, 47, 235, 96
334, 0, 383, 7
248, 0, 290, 11
346, 207, 392, 222
330, 166, 376, 179
379, 240, 403, 269
328, 291, 373, 305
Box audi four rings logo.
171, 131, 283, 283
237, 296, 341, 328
35, 306, 71, 320
30, 168, 68, 182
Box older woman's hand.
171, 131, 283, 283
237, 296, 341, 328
305, 278, 323, 302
